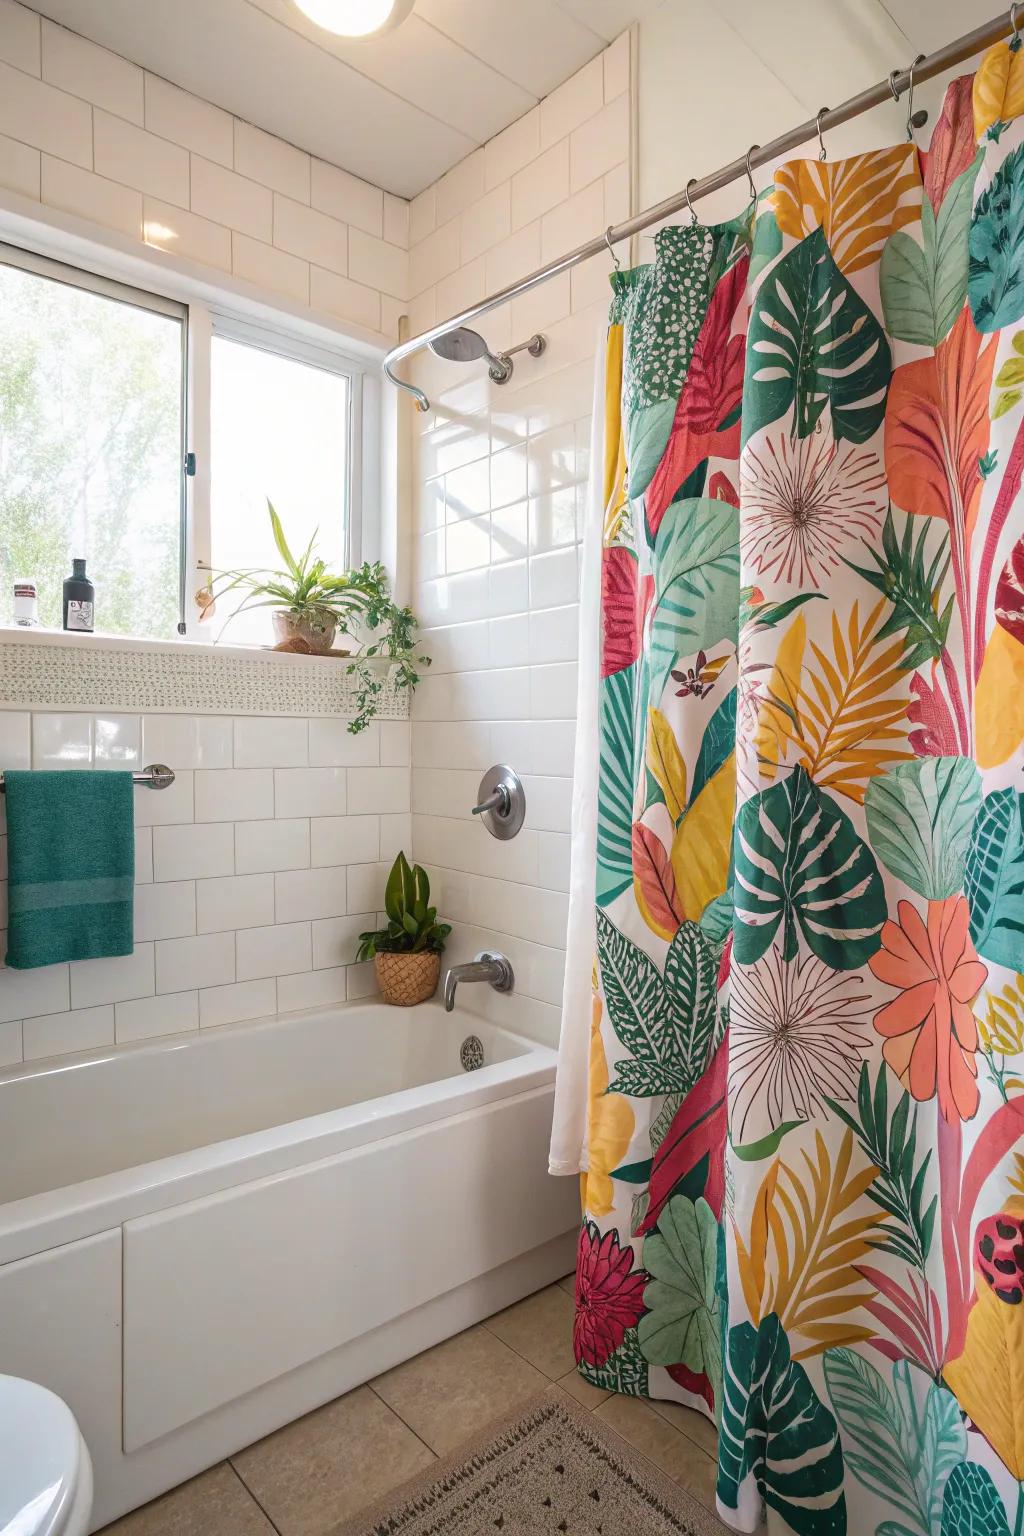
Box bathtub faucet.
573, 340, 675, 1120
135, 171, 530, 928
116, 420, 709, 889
444, 951, 514, 1011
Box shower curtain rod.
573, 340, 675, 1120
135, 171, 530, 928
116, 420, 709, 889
383, 8, 1016, 412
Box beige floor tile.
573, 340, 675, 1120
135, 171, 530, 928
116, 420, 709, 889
99, 1463, 274, 1536
485, 1282, 576, 1378
371, 1323, 547, 1454
648, 1395, 719, 1455
557, 1271, 575, 1298
594, 1395, 720, 1512
232, 1384, 434, 1536
556, 1366, 611, 1409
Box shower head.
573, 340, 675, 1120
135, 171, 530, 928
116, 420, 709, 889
429, 327, 512, 381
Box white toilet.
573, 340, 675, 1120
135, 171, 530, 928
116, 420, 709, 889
0, 1375, 93, 1536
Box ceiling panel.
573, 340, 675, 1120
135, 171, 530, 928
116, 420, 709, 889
245, 0, 537, 141
552, 0, 660, 44
416, 0, 606, 96
877, 0, 999, 54
29, 0, 479, 194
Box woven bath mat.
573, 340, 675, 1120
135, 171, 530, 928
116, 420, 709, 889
336, 1387, 728, 1535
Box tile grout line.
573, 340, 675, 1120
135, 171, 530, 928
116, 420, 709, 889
226, 1457, 285, 1535
365, 1381, 441, 1462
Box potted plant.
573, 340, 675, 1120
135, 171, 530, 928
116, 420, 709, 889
205, 500, 430, 733
357, 852, 451, 1006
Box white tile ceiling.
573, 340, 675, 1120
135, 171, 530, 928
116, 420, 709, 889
20, 0, 659, 198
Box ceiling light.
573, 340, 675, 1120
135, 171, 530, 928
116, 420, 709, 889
290, 0, 415, 37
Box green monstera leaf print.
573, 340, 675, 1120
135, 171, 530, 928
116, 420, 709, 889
718, 1314, 847, 1535
743, 225, 892, 445
733, 768, 886, 970
649, 497, 739, 708
598, 909, 718, 1097
882, 153, 982, 347
638, 1194, 721, 1407
965, 788, 1024, 968
823, 1348, 965, 1536
940, 1464, 1013, 1536
970, 139, 1024, 334
865, 756, 982, 903
597, 664, 639, 906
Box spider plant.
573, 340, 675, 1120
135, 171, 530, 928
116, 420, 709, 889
206, 499, 383, 636
205, 500, 431, 733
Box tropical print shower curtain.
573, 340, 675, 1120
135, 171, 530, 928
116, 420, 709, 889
573, 37, 1024, 1536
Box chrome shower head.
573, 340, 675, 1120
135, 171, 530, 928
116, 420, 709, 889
429, 326, 512, 382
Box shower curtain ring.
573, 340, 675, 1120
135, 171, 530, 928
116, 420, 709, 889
905, 53, 925, 140
684, 178, 698, 225
816, 107, 829, 162
1012, 2, 1022, 46
887, 67, 901, 102
745, 145, 760, 203
604, 225, 621, 271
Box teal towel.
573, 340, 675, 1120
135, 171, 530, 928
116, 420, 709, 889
4, 770, 135, 969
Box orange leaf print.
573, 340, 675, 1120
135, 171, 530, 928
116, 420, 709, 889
869, 895, 986, 1123
632, 821, 682, 940
885, 306, 996, 548
772, 146, 921, 275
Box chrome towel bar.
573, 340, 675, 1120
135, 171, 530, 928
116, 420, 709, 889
0, 762, 175, 793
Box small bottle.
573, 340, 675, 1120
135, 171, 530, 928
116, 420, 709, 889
12, 580, 38, 627
63, 558, 95, 633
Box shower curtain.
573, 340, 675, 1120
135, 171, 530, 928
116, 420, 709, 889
557, 38, 1024, 1536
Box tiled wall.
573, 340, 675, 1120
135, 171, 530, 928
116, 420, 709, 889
0, 707, 410, 1065
406, 36, 632, 1050
0, 0, 409, 336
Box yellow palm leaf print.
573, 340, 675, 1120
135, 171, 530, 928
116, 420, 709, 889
772, 147, 921, 275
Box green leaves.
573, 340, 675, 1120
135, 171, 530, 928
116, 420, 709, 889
844, 507, 952, 671
823, 1349, 965, 1536
940, 1464, 1013, 1536
598, 665, 639, 906
638, 1194, 721, 1409
965, 788, 1024, 968
827, 1064, 936, 1270
881, 154, 982, 347
718, 1314, 847, 1534
598, 910, 719, 1098
358, 852, 450, 960
663, 921, 719, 1091
866, 756, 982, 903
649, 496, 739, 707
744, 226, 891, 446
970, 139, 1024, 333
733, 768, 886, 970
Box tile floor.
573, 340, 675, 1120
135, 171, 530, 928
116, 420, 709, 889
100, 1275, 730, 1535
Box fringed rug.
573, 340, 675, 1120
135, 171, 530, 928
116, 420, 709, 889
336, 1387, 727, 1535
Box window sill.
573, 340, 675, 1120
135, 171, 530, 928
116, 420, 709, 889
0, 625, 362, 668
0, 627, 409, 718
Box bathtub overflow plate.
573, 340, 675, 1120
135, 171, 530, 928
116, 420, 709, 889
460, 1035, 485, 1072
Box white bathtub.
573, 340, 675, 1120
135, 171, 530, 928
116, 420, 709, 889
0, 1001, 578, 1529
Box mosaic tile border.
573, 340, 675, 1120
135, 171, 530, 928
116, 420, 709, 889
0, 639, 409, 718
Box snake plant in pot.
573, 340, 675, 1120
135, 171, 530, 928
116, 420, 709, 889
357, 853, 451, 1006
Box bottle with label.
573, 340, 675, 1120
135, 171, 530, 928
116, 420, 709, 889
63, 558, 95, 633
13, 580, 38, 627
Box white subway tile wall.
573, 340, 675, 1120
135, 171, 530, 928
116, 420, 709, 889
0, 710, 405, 1059
0, 1, 409, 336
406, 36, 630, 1052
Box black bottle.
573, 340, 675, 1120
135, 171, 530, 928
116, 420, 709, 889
63, 558, 95, 632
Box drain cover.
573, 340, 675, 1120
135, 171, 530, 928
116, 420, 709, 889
460, 1034, 485, 1071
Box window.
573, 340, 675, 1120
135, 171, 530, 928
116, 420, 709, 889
0, 242, 374, 647
208, 329, 352, 646
0, 244, 186, 639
